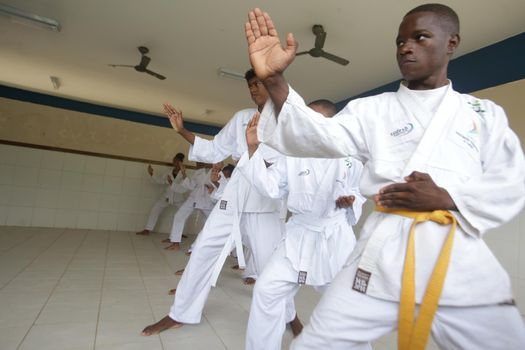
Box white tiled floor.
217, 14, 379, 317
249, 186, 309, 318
0, 226, 440, 350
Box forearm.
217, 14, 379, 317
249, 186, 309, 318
179, 128, 195, 145
262, 74, 289, 116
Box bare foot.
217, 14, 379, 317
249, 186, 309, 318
182, 234, 188, 238
136, 229, 150, 236
289, 315, 303, 337
185, 251, 192, 256
165, 243, 181, 251
243, 277, 256, 285
175, 268, 185, 276
141, 315, 182, 336
161, 238, 171, 243
231, 264, 240, 270
168, 288, 176, 295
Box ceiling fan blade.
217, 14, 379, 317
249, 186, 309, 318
314, 31, 327, 49
320, 51, 349, 66
138, 55, 151, 68
108, 64, 135, 68
145, 69, 166, 80
296, 51, 309, 56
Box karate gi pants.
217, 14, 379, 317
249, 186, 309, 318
246, 244, 314, 350
169, 198, 212, 243
291, 260, 525, 350
144, 197, 173, 231
168, 205, 282, 324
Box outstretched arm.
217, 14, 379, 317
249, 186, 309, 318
245, 8, 297, 114
163, 103, 195, 145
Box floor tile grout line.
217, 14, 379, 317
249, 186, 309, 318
129, 231, 166, 350
91, 230, 112, 350
0, 228, 63, 289
0, 226, 39, 256
15, 228, 90, 350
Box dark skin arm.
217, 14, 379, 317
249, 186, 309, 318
163, 103, 196, 145
374, 171, 457, 211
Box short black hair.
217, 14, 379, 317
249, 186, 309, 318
405, 3, 460, 35
308, 99, 338, 118
245, 69, 256, 82
174, 153, 185, 161
222, 164, 235, 173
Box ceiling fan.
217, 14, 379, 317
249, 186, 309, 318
108, 46, 166, 80
296, 25, 349, 66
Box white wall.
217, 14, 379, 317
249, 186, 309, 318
0, 143, 198, 234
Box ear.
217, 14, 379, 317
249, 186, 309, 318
447, 33, 460, 55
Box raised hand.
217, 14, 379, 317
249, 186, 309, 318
245, 8, 297, 80
246, 112, 261, 157
147, 164, 154, 176
163, 103, 184, 132
374, 171, 457, 211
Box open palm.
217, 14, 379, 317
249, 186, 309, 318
245, 8, 297, 80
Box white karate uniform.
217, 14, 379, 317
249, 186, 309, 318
168, 108, 283, 324
144, 168, 186, 231
168, 168, 214, 243
237, 149, 365, 350
257, 82, 525, 349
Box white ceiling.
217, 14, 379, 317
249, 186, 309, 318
1, 0, 524, 128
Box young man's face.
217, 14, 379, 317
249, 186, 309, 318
247, 76, 269, 108
396, 11, 459, 88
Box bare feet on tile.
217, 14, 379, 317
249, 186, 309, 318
161, 238, 171, 243
289, 315, 304, 337
136, 229, 150, 236
175, 269, 185, 276
141, 315, 182, 336
165, 243, 181, 251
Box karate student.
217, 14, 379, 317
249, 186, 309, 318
164, 162, 214, 251
238, 100, 365, 350
136, 153, 187, 236
244, 4, 525, 350
141, 69, 284, 336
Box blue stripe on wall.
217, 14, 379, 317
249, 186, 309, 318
1, 32, 523, 130
0, 84, 222, 136
336, 32, 525, 110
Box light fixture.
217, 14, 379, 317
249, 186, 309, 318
217, 67, 245, 81
0, 4, 61, 32
50, 76, 60, 89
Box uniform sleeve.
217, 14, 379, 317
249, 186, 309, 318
169, 172, 190, 194
446, 102, 525, 237
210, 173, 228, 202
236, 150, 288, 199
188, 113, 240, 163
344, 158, 366, 225
257, 86, 369, 162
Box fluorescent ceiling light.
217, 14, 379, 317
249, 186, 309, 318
0, 3, 61, 32
217, 67, 245, 81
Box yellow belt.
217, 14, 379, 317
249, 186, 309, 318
375, 206, 457, 350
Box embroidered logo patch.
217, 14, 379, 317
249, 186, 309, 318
352, 268, 371, 294
298, 169, 310, 176
390, 123, 414, 137
297, 271, 307, 284
219, 200, 227, 210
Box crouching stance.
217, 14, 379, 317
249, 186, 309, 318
238, 100, 365, 350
